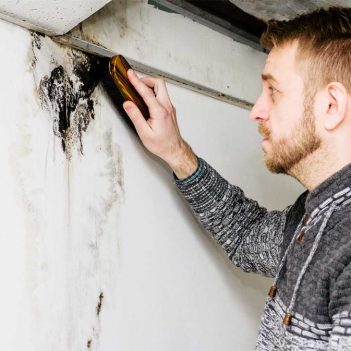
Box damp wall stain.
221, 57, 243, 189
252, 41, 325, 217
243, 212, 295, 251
76, 1, 128, 41
30, 32, 44, 69
31, 32, 43, 53
26, 32, 125, 351
32, 32, 102, 159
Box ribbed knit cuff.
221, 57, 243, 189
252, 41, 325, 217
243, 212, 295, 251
173, 157, 205, 186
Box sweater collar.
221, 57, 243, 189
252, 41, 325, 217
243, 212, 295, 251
305, 162, 351, 215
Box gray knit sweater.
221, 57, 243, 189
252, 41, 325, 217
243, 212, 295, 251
175, 158, 351, 350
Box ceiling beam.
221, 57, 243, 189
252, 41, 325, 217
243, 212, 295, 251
151, 0, 266, 51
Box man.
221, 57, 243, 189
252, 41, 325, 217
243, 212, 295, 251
122, 6, 351, 351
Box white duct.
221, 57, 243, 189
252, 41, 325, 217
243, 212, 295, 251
0, 0, 111, 35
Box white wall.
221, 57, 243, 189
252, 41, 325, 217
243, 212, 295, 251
0, 22, 124, 351
0, 2, 305, 350
98, 83, 305, 351
70, 0, 267, 105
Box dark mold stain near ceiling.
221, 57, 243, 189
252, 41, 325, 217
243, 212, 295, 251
31, 32, 44, 68
31, 32, 42, 50
35, 36, 102, 158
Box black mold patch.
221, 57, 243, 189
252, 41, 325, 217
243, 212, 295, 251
40, 65, 68, 151
37, 48, 102, 158
96, 291, 104, 316
30, 32, 43, 68
85, 292, 104, 349
31, 32, 43, 50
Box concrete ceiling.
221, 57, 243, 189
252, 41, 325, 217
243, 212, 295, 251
150, 0, 351, 51
229, 0, 351, 21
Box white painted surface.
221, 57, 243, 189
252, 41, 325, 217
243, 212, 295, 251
0, 9, 304, 351
0, 20, 123, 351
96, 83, 305, 351
69, 0, 266, 105
0, 0, 111, 35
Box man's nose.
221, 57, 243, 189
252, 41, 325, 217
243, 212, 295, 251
249, 94, 269, 122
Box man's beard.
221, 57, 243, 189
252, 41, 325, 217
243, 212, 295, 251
258, 96, 321, 174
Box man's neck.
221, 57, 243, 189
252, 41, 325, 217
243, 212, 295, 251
288, 147, 351, 191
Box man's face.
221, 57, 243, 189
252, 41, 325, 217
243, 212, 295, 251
250, 41, 321, 174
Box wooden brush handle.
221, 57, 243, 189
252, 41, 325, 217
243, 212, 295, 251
109, 55, 150, 119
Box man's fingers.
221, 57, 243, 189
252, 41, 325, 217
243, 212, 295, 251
140, 76, 161, 90
127, 69, 159, 109
123, 100, 151, 137
140, 76, 172, 108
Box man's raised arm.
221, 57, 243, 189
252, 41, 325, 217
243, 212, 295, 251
122, 69, 291, 277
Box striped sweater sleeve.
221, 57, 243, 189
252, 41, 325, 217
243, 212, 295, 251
174, 158, 291, 278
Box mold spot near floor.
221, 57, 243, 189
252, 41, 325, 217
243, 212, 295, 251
96, 291, 104, 317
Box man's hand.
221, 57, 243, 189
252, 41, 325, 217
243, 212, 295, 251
122, 69, 198, 180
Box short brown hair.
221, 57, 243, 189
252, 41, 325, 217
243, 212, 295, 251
261, 7, 351, 96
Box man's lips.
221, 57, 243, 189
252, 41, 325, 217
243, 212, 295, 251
258, 124, 270, 142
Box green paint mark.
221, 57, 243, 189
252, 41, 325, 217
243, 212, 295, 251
147, 0, 178, 14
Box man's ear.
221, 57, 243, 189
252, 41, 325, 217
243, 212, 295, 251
324, 82, 348, 130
